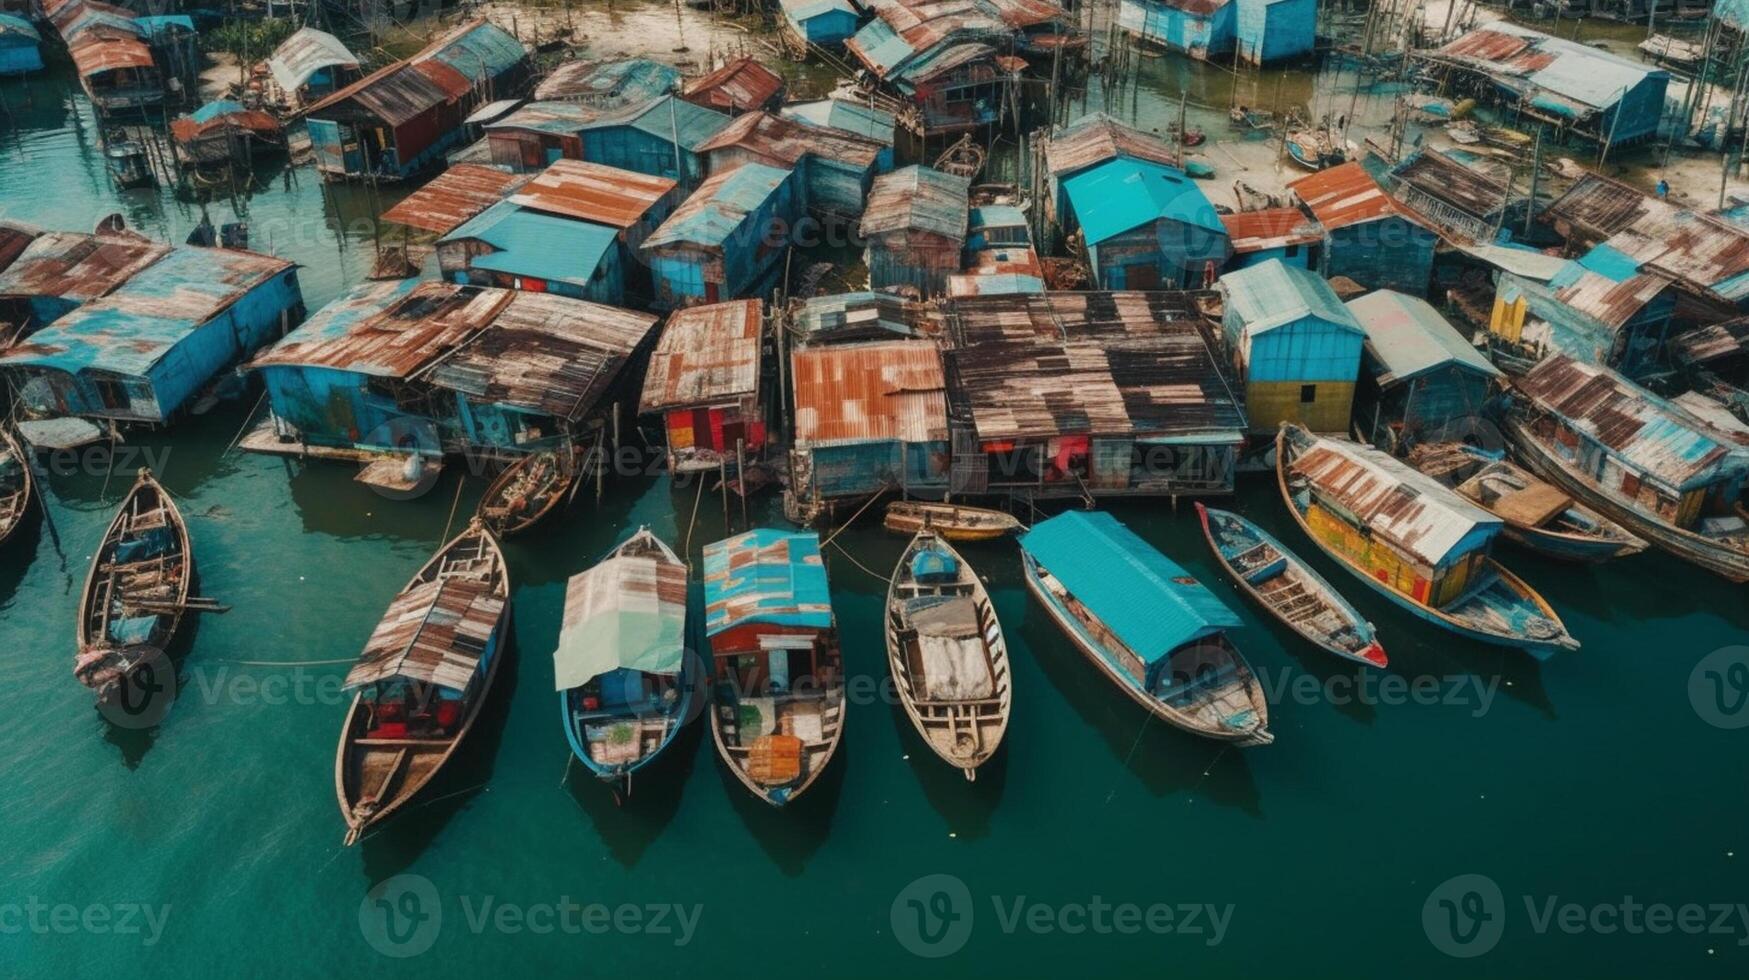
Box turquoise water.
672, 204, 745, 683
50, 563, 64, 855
2, 52, 1747, 980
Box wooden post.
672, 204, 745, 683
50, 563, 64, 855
736, 438, 748, 528
1524, 125, 1542, 238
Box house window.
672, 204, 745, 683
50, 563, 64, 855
1300, 384, 1317, 403
1285, 244, 1300, 257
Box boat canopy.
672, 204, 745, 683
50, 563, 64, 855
554, 553, 687, 690
702, 528, 833, 638
345, 576, 504, 691
1020, 510, 1241, 663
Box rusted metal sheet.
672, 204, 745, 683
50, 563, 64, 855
249, 282, 505, 377
1042, 112, 1180, 178
1290, 435, 1498, 566
381, 164, 532, 234
1289, 161, 1402, 231
0, 231, 169, 303
1437, 27, 1532, 63
1670, 317, 1749, 367
1545, 173, 1648, 242
534, 58, 681, 105
939, 291, 1246, 442
1552, 266, 1671, 329
1387, 149, 1510, 222
1547, 173, 1749, 302
424, 289, 657, 419
680, 56, 785, 114
1517, 353, 1747, 489
791, 339, 947, 447
862, 165, 969, 240
305, 19, 526, 125
346, 576, 505, 690
1219, 207, 1321, 253
640, 298, 763, 412
695, 110, 884, 171
68, 37, 153, 75
169, 103, 283, 144
507, 159, 678, 230
0, 222, 43, 279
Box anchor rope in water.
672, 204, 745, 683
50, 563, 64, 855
220, 390, 268, 460
681, 475, 706, 569
1103, 709, 1155, 805
825, 538, 889, 586
816, 483, 892, 552
438, 474, 467, 543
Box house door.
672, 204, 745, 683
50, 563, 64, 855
1124, 262, 1161, 289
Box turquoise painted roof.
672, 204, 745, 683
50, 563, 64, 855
849, 19, 914, 75
443, 201, 616, 287
1061, 157, 1225, 245
135, 14, 195, 36
644, 162, 790, 248
428, 20, 526, 80
702, 528, 833, 636
781, 0, 858, 21
1221, 258, 1362, 337
1021, 511, 1241, 664
0, 13, 41, 42
189, 100, 248, 125
780, 99, 897, 145
626, 96, 732, 149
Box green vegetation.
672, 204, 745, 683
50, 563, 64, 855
205, 18, 299, 61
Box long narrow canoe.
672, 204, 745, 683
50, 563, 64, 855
0, 426, 33, 547
557, 528, 698, 799
1019, 511, 1272, 746
337, 520, 510, 845
883, 500, 1021, 541
1277, 425, 1578, 659
885, 530, 1011, 779
74, 470, 191, 704
477, 448, 581, 537
1195, 503, 1387, 668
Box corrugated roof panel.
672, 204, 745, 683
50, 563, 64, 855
780, 99, 898, 146
680, 56, 784, 114
702, 529, 834, 637
267, 27, 359, 93
696, 110, 884, 170
1020, 510, 1242, 663
1043, 112, 1181, 177
381, 164, 531, 234
1346, 289, 1501, 386
507, 159, 677, 229
644, 162, 791, 249
1289, 434, 1500, 566
1289, 161, 1404, 231
1221, 258, 1361, 337
640, 298, 763, 411
1220, 207, 1322, 253
535, 58, 680, 104
1062, 157, 1223, 244
791, 339, 947, 446
0, 231, 169, 303
861, 165, 969, 241
443, 200, 619, 288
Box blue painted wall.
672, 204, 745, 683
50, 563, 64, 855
1236, 0, 1315, 65
1117, 0, 1235, 58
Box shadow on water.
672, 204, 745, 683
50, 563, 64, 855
564, 718, 704, 869
97, 598, 208, 770
899, 712, 1009, 840
357, 620, 521, 884
501, 474, 660, 590
0, 505, 44, 604
716, 728, 846, 877
1018, 612, 1262, 815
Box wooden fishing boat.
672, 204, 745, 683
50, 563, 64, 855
1285, 129, 1344, 171
1019, 511, 1272, 746
336, 519, 510, 845
1276, 425, 1579, 657
74, 470, 195, 702
884, 530, 1011, 779
934, 133, 986, 180
1195, 503, 1387, 668
883, 500, 1021, 541
105, 135, 154, 189
477, 447, 581, 537
557, 528, 697, 799
0, 426, 33, 546
703, 529, 844, 805
1406, 443, 1648, 563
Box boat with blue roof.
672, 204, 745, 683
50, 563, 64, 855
1019, 510, 1272, 746
557, 528, 698, 800
885, 530, 1011, 780
1196, 503, 1388, 668
1276, 424, 1579, 658
703, 529, 844, 805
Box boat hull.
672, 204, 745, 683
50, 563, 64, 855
1501, 523, 1643, 563
1020, 551, 1271, 746
1506, 419, 1749, 582
561, 661, 698, 793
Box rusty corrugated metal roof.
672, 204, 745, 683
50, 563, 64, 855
1220, 207, 1322, 253
1546, 173, 1749, 301
680, 56, 784, 114
1290, 433, 1499, 566
1289, 162, 1406, 231
249, 281, 505, 377
69, 37, 154, 75
0, 231, 170, 303
1516, 353, 1749, 490
792, 339, 947, 447
380, 164, 531, 234
423, 290, 658, 418
695, 110, 884, 171
639, 298, 763, 412
1545, 173, 1647, 239
305, 19, 525, 125
508, 159, 678, 230
940, 291, 1246, 442
1043, 113, 1181, 178
0, 222, 40, 276
862, 165, 969, 241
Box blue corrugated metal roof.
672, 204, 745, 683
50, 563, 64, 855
443, 200, 616, 287
781, 0, 858, 21
849, 19, 915, 75
702, 528, 833, 636
257, 278, 421, 366
1021, 511, 1241, 664
626, 95, 732, 149
1722, 0, 1749, 29
1572, 242, 1641, 283
645, 162, 790, 248
189, 99, 247, 125
429, 20, 526, 80
1062, 157, 1225, 245
1221, 258, 1362, 336
781, 99, 897, 145
135, 14, 195, 36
